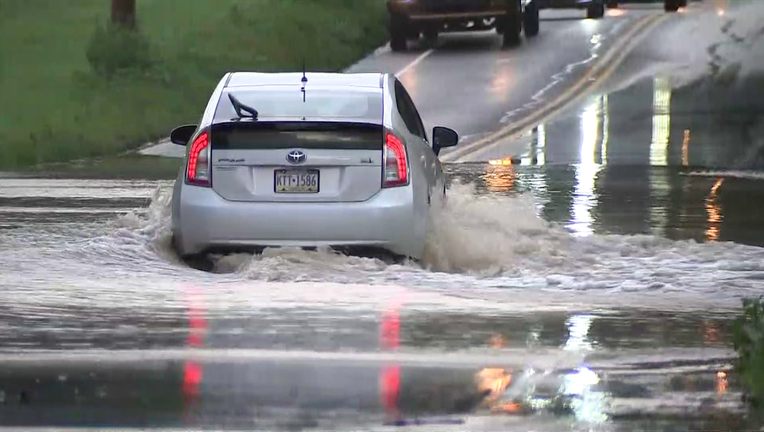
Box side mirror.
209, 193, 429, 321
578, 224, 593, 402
432, 126, 459, 156
170, 124, 197, 146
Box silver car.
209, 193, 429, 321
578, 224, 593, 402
169, 72, 459, 260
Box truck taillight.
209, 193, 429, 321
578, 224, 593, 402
383, 132, 409, 188
187, 132, 211, 187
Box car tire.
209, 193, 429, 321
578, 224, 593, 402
586, 2, 605, 19
422, 27, 439, 45
524, 0, 540, 37
664, 0, 686, 12
502, 0, 522, 48
390, 13, 408, 52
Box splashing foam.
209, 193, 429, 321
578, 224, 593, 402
109, 183, 764, 305
122, 183, 565, 279
202, 183, 567, 279
424, 183, 570, 275
211, 247, 394, 282
112, 186, 179, 265
206, 184, 563, 281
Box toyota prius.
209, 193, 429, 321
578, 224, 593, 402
169, 72, 459, 261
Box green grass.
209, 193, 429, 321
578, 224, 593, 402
0, 0, 387, 169
17, 154, 183, 180
733, 297, 764, 410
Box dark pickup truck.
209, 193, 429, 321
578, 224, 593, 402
386, 0, 541, 51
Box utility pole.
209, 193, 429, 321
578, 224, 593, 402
111, 0, 136, 29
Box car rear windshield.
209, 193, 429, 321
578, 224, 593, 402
211, 122, 383, 150
214, 88, 383, 123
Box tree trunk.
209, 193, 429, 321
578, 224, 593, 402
111, 0, 136, 29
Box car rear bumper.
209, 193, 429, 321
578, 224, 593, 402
388, 0, 513, 21
173, 184, 426, 259
407, 10, 507, 20
537, 0, 600, 8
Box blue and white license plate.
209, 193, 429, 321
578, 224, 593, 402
274, 169, 319, 193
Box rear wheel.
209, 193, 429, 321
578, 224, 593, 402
173, 236, 214, 271
502, 0, 522, 48
184, 255, 214, 272
524, 0, 540, 37
664, 0, 686, 12
422, 26, 439, 45
390, 13, 408, 52
587, 2, 605, 19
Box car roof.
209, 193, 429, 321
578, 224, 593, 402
226, 72, 385, 89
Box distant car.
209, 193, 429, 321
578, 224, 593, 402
537, 0, 611, 18
386, 0, 541, 51
169, 73, 459, 261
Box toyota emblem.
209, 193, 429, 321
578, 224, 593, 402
286, 150, 306, 164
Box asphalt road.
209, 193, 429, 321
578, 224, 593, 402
4, 1, 764, 430
347, 3, 674, 160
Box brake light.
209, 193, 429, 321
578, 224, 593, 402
383, 132, 408, 188
187, 132, 210, 186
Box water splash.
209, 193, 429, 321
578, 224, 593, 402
686, 170, 764, 180
211, 247, 394, 283
71, 181, 764, 309
424, 183, 571, 275
113, 185, 179, 265
171, 182, 573, 280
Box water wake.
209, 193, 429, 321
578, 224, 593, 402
102, 182, 764, 307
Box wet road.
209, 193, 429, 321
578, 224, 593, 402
4, 1, 764, 431
347, 2, 677, 157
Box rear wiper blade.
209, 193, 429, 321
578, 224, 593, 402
228, 93, 258, 120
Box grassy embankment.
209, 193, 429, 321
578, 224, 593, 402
0, 0, 387, 170
733, 297, 764, 419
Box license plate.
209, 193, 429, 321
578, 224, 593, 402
274, 169, 319, 193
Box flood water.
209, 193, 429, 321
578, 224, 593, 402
0, 160, 761, 430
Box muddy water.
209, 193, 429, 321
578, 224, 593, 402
0, 163, 761, 429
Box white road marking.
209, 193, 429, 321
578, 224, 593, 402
395, 49, 435, 77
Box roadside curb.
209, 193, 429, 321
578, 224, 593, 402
136, 137, 172, 153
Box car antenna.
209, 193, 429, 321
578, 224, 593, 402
228, 93, 258, 120
301, 60, 308, 103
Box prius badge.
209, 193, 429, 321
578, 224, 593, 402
286, 150, 306, 164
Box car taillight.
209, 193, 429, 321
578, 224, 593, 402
383, 132, 408, 188
187, 132, 210, 186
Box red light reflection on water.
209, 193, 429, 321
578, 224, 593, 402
380, 366, 401, 415
183, 286, 208, 416
380, 306, 400, 349
187, 286, 207, 348
183, 362, 204, 397
379, 302, 402, 421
